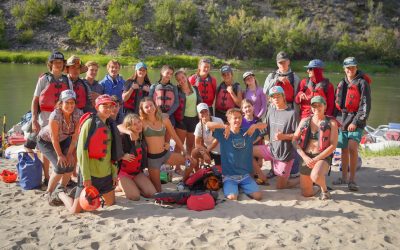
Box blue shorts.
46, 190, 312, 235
223, 174, 259, 197
337, 128, 363, 148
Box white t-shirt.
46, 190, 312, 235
194, 116, 223, 154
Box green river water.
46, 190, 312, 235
0, 63, 399, 130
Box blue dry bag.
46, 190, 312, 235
16, 152, 43, 190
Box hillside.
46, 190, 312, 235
0, 0, 399, 64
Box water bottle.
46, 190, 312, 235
169, 139, 176, 152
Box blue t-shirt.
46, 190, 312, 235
213, 127, 259, 176
99, 74, 125, 101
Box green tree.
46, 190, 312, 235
118, 36, 141, 56
153, 0, 198, 48
0, 10, 7, 48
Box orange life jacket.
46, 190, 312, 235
79, 113, 123, 161
215, 82, 240, 111
71, 78, 89, 110
152, 83, 176, 113
298, 116, 332, 152
123, 80, 150, 113
39, 73, 69, 112
335, 71, 372, 113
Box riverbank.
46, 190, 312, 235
0, 50, 398, 73
0, 155, 399, 249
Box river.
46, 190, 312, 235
0, 63, 399, 130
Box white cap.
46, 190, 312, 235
196, 103, 209, 113
60, 89, 76, 102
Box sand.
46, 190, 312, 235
0, 156, 399, 249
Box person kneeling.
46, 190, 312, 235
207, 108, 266, 201
294, 96, 338, 200
58, 95, 124, 213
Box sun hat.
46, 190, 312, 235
304, 59, 324, 69
242, 71, 254, 80
311, 96, 327, 105
65, 55, 88, 74
268, 86, 285, 96
276, 51, 289, 62
135, 62, 147, 71
343, 57, 358, 67
196, 103, 209, 113
59, 89, 76, 102
48, 51, 65, 62
220, 65, 232, 74
95, 94, 116, 108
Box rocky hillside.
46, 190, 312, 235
1, 0, 399, 61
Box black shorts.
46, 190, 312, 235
210, 152, 221, 165
37, 137, 74, 174
300, 152, 332, 176
75, 174, 114, 198
175, 116, 199, 133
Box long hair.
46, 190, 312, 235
127, 67, 151, 84
158, 65, 174, 83
175, 68, 194, 93
196, 58, 211, 76
123, 113, 141, 131
139, 97, 163, 122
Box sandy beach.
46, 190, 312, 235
0, 156, 399, 249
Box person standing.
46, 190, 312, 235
100, 60, 125, 101
333, 57, 371, 191
295, 59, 335, 119
83, 61, 104, 113
243, 71, 267, 119
263, 51, 300, 113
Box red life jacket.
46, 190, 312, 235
79, 113, 123, 161
123, 80, 150, 113
215, 82, 240, 111
174, 87, 200, 122
298, 116, 332, 152
303, 78, 329, 102
271, 71, 295, 102
193, 75, 216, 107
39, 73, 70, 112
71, 78, 89, 110
335, 71, 372, 113
121, 146, 143, 175
152, 82, 176, 113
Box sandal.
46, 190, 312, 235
348, 181, 359, 191
320, 191, 332, 200
48, 191, 63, 206
332, 177, 347, 185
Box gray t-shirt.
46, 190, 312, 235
194, 116, 223, 154
266, 107, 298, 161
38, 108, 83, 142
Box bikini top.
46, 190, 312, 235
143, 124, 166, 137
310, 130, 319, 140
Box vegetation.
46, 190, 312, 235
0, 10, 7, 48
360, 147, 400, 157
11, 0, 61, 30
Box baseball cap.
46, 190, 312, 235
268, 86, 285, 96
311, 96, 326, 105
48, 51, 65, 62
242, 71, 254, 80
304, 59, 324, 69
95, 94, 116, 108
60, 89, 76, 102
276, 51, 289, 62
220, 65, 232, 74
343, 57, 358, 67
135, 62, 147, 71
196, 103, 209, 113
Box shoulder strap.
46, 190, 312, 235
84, 114, 97, 150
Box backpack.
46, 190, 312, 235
16, 152, 43, 190
153, 191, 191, 205
153, 190, 219, 211
184, 165, 222, 191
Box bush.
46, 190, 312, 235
152, 0, 198, 48
18, 29, 34, 44
0, 10, 7, 48
145, 55, 227, 69
118, 36, 141, 56
11, 0, 61, 30
68, 8, 111, 54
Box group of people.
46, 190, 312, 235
24, 50, 371, 213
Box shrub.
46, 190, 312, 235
118, 36, 141, 56
18, 29, 34, 44
152, 0, 198, 48
0, 10, 7, 48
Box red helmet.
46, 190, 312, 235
0, 170, 18, 183
79, 186, 101, 211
